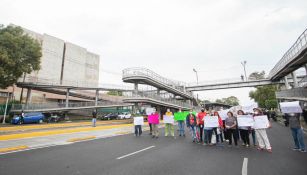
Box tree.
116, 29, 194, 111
215, 96, 239, 106
249, 85, 278, 108
107, 90, 123, 96
249, 71, 265, 80
0, 24, 42, 88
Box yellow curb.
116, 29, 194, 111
0, 145, 29, 153
0, 120, 126, 132
67, 136, 96, 142
0, 124, 133, 141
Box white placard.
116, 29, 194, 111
280, 101, 302, 114
253, 115, 269, 129
146, 108, 155, 115
133, 116, 144, 125
204, 116, 219, 127
242, 103, 258, 113
218, 110, 228, 120
237, 115, 254, 127
163, 115, 174, 124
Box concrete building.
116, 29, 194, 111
16, 25, 100, 87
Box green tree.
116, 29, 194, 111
249, 85, 278, 108
249, 71, 265, 80
0, 24, 42, 88
107, 90, 123, 96
215, 96, 239, 106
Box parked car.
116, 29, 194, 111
118, 113, 131, 119
100, 113, 119, 120
11, 112, 45, 124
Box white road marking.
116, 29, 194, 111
242, 157, 248, 175
116, 146, 155, 160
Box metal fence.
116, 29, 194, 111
269, 28, 307, 79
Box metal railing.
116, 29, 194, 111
11, 101, 128, 111
122, 67, 193, 97
125, 91, 192, 108
18, 76, 134, 91
269, 28, 307, 79
187, 77, 270, 87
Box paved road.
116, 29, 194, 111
0, 122, 306, 175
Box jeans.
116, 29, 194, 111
251, 130, 256, 145
189, 126, 196, 141
178, 121, 185, 136
204, 129, 213, 144
134, 125, 142, 136
149, 123, 152, 134
291, 127, 306, 150
92, 118, 96, 127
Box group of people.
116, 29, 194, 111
134, 107, 306, 154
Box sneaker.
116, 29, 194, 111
242, 143, 246, 146
246, 144, 250, 147
300, 149, 306, 153
225, 139, 229, 142
183, 134, 186, 137
202, 143, 207, 146
179, 134, 182, 137
267, 149, 272, 153
292, 148, 300, 151
257, 147, 264, 151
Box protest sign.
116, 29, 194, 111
280, 101, 302, 114
174, 112, 185, 121
204, 116, 219, 127
146, 107, 155, 115
148, 114, 159, 124
163, 115, 174, 124
218, 110, 228, 120
237, 115, 254, 127
253, 115, 269, 129
134, 117, 144, 125
242, 103, 258, 113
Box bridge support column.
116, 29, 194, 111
95, 90, 99, 106
304, 64, 307, 74
25, 88, 32, 107
291, 72, 298, 88
134, 83, 138, 96
157, 89, 160, 96
284, 76, 290, 89
65, 89, 70, 108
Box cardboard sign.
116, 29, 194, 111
237, 115, 254, 127
146, 108, 155, 115
163, 115, 174, 124
134, 117, 144, 125
280, 101, 302, 114
253, 115, 269, 129
148, 114, 159, 124
204, 116, 219, 127
218, 110, 228, 120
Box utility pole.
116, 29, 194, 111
193, 68, 199, 85
241, 61, 247, 81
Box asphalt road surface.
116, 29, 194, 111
0, 122, 307, 175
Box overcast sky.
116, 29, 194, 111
1, 0, 307, 104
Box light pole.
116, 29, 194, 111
193, 68, 199, 85
241, 61, 247, 81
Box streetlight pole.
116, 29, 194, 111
241, 61, 247, 81
193, 68, 199, 85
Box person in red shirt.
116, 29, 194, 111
197, 108, 206, 143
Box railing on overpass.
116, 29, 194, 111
11, 101, 130, 112
187, 77, 268, 87
18, 76, 134, 91
124, 91, 192, 109
122, 67, 193, 97
269, 29, 307, 79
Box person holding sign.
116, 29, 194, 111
288, 113, 306, 152
213, 111, 224, 145
174, 108, 185, 137
253, 108, 272, 153
225, 111, 238, 146
133, 112, 144, 136
164, 109, 175, 138
237, 110, 250, 147
197, 108, 206, 143
149, 109, 160, 139
186, 110, 197, 143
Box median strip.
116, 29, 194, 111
67, 136, 96, 142
0, 145, 29, 153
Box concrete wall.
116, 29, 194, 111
85, 52, 100, 87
